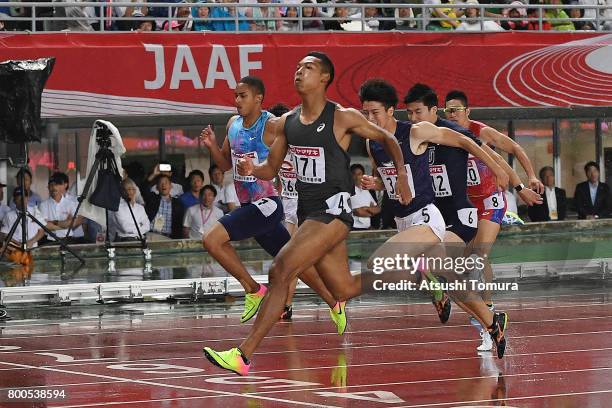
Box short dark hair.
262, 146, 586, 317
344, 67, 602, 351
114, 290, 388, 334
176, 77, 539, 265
539, 166, 554, 180
403, 83, 438, 109
359, 79, 398, 110
49, 172, 69, 185
16, 168, 32, 181
201, 184, 218, 197
306, 51, 335, 89
350, 163, 365, 174
445, 90, 469, 107
268, 103, 290, 117
239, 76, 265, 99
208, 164, 220, 177
188, 169, 205, 182
584, 161, 599, 173
155, 174, 172, 184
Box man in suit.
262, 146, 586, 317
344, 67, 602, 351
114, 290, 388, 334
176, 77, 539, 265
144, 174, 185, 240
528, 166, 567, 222
574, 161, 611, 220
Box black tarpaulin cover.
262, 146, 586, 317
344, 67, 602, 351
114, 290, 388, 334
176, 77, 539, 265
0, 57, 55, 144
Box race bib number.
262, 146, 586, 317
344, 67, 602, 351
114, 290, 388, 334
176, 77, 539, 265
232, 151, 259, 182
253, 197, 278, 217
484, 192, 504, 210
279, 168, 298, 199
378, 164, 415, 201
325, 192, 351, 215
289, 145, 326, 184
467, 159, 481, 186
457, 207, 478, 228
429, 164, 452, 197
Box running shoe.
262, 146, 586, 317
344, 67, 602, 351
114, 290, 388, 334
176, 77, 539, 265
488, 312, 508, 359
329, 301, 347, 335
203, 347, 250, 376
432, 292, 451, 324
477, 328, 493, 351
241, 284, 267, 323
280, 304, 293, 321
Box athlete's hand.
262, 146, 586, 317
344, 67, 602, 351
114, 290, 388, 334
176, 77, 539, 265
236, 157, 254, 176
528, 177, 544, 194
494, 168, 509, 191
360, 175, 382, 191
518, 187, 543, 206
199, 125, 216, 149
395, 173, 413, 205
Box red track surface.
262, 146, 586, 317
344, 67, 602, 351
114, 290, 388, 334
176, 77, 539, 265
0, 290, 611, 407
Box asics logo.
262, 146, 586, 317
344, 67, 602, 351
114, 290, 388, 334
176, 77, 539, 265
317, 123, 326, 132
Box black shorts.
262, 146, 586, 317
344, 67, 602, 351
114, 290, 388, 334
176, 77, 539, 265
218, 196, 290, 257
439, 205, 478, 244
297, 210, 353, 229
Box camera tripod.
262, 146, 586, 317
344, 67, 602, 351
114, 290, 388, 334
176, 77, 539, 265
66, 122, 149, 260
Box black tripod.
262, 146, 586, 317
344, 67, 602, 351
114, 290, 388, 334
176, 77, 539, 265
66, 122, 147, 258
0, 144, 85, 266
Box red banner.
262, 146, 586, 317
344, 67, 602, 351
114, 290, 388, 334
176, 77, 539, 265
0, 32, 610, 117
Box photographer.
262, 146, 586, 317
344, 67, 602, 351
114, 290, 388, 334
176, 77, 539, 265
146, 162, 183, 198
144, 174, 185, 240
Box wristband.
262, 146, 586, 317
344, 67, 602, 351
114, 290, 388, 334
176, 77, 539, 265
514, 183, 525, 192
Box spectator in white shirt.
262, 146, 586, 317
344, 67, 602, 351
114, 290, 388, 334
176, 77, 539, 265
208, 164, 240, 213
350, 164, 380, 230
38, 173, 85, 243
456, 0, 504, 31
0, 182, 10, 229
109, 178, 151, 242
1, 187, 46, 249
11, 168, 42, 209
183, 185, 224, 240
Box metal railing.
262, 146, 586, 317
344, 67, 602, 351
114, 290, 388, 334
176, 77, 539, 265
0, 2, 611, 33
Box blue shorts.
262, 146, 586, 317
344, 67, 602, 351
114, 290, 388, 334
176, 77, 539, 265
218, 196, 290, 257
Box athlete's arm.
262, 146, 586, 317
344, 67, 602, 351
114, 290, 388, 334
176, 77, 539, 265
237, 116, 288, 180
480, 126, 544, 194
340, 108, 411, 204
200, 118, 234, 172
362, 139, 385, 191
413, 121, 509, 190
481, 144, 543, 206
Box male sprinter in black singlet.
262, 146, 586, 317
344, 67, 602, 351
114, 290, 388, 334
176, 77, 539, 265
202, 52, 411, 375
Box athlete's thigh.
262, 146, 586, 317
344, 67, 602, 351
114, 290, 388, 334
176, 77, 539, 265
469, 219, 500, 256
275, 218, 349, 279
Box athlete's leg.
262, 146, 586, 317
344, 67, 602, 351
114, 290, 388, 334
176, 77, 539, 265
203, 223, 260, 293
284, 221, 299, 317
469, 219, 501, 305
238, 219, 352, 358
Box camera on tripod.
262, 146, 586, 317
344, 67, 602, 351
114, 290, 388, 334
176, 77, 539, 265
95, 122, 113, 150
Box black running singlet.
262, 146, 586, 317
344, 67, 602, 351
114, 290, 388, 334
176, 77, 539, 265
369, 121, 434, 217
283, 101, 354, 217
428, 118, 482, 215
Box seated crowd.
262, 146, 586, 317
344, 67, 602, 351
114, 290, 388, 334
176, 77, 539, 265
0, 0, 610, 32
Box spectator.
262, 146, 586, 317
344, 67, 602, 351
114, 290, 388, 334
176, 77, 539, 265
392, 6, 416, 30
426, 0, 460, 30
109, 178, 150, 241
246, 0, 282, 31
145, 174, 185, 240
300, 0, 324, 30
544, 0, 575, 30
136, 17, 156, 31
352, 0, 384, 30
192, 2, 212, 31
147, 162, 184, 198
183, 185, 224, 240
209, 164, 240, 213
526, 8, 552, 30
528, 166, 567, 222
0, 13, 7, 31
350, 164, 380, 230
1, 188, 45, 250
179, 170, 205, 209
116, 0, 149, 30
162, 2, 193, 30
501, 1, 529, 30
12, 168, 42, 209
38, 173, 85, 243
324, 0, 351, 30
567, 2, 595, 30
574, 161, 611, 219
209, 0, 250, 31
0, 183, 9, 227
53, 0, 95, 31
279, 6, 300, 31
456, 0, 503, 30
